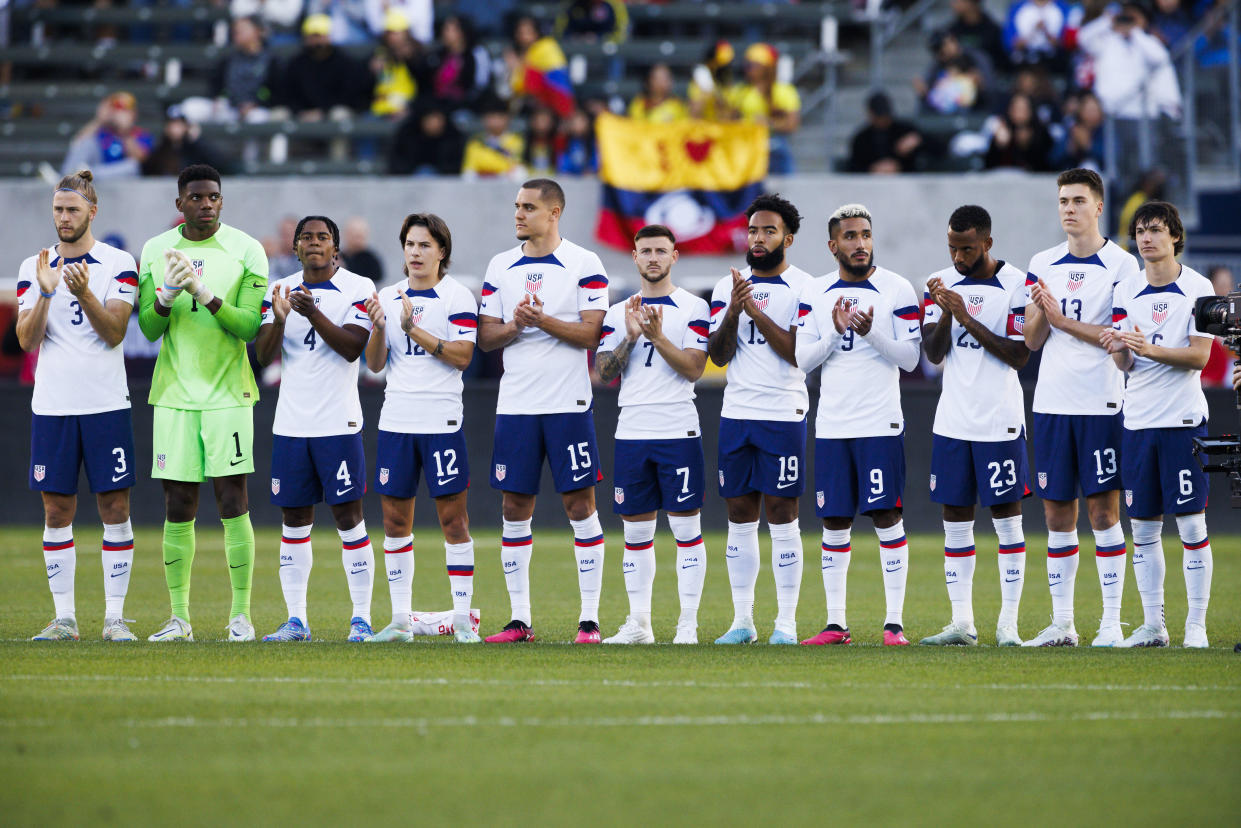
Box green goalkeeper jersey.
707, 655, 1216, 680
138, 222, 268, 410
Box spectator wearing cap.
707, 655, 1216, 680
688, 41, 740, 122
369, 9, 422, 120
847, 92, 925, 173
628, 63, 689, 123
141, 106, 228, 176
556, 0, 629, 44
732, 42, 801, 174
1076, 2, 1181, 120
305, 0, 433, 45
275, 13, 374, 121
181, 15, 277, 124
387, 102, 466, 175
62, 91, 153, 179
460, 96, 525, 178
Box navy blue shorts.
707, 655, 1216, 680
717, 417, 806, 498
491, 412, 601, 494
613, 437, 705, 515
1122, 423, 1208, 518
375, 429, 469, 499
30, 409, 136, 494
1032, 412, 1123, 500
930, 433, 1031, 507
271, 433, 366, 506
813, 435, 904, 518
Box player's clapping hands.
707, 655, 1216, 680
638, 303, 664, 343
364, 291, 385, 329
831, 296, 850, 334
848, 304, 875, 336
288, 285, 317, 319
928, 277, 968, 323
514, 293, 545, 330
157, 249, 187, 307
34, 249, 59, 296
271, 284, 292, 324
399, 293, 418, 335
164, 247, 214, 305
623, 294, 645, 340
729, 267, 755, 318
61, 261, 91, 298
1099, 327, 1126, 354
1029, 278, 1063, 325
1118, 324, 1153, 357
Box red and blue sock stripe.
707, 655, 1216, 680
1048, 544, 1079, 558
624, 539, 654, 552
998, 542, 1025, 554
385, 541, 413, 555
945, 545, 976, 557
1183, 537, 1210, 550
675, 535, 703, 547
101, 539, 133, 552
575, 534, 605, 548
1095, 542, 1126, 557
447, 564, 474, 576
342, 536, 370, 551
502, 534, 533, 547
43, 538, 74, 552
880, 535, 908, 550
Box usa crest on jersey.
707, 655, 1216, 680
525, 273, 542, 295
271, 478, 281, 495
410, 304, 424, 326
157, 453, 166, 471
495, 464, 506, 482
1066, 271, 1086, 293
1038, 472, 1047, 488
1151, 302, 1168, 324
614, 486, 624, 504
379, 467, 390, 485
929, 473, 937, 491
966, 295, 984, 317
191, 258, 205, 278
752, 290, 770, 311
33, 465, 46, 482
816, 490, 824, 508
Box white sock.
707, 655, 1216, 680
101, 519, 133, 619
821, 528, 851, 628
876, 521, 909, 628
1176, 513, 1212, 628
769, 520, 802, 633
668, 513, 706, 626
383, 534, 413, 623
992, 514, 1025, 627
1130, 518, 1166, 628
1093, 523, 1126, 624
571, 512, 605, 624
944, 520, 976, 628
43, 525, 75, 620
501, 519, 533, 626
725, 520, 760, 627
1047, 530, 1079, 624
278, 524, 313, 625
622, 519, 657, 626
446, 538, 475, 631
339, 521, 374, 625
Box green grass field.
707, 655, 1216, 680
2, 525, 1239, 826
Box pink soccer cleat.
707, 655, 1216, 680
800, 627, 852, 645
484, 620, 536, 643
883, 628, 910, 646
574, 620, 601, 643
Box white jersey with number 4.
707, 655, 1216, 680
924, 262, 1028, 442
1112, 265, 1213, 430
261, 268, 375, 437
600, 287, 710, 440
798, 266, 921, 439
480, 239, 609, 415
709, 265, 811, 422
1028, 239, 1137, 415
17, 241, 136, 416
376, 275, 479, 434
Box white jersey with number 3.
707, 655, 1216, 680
709, 264, 811, 422
599, 287, 710, 440
1028, 239, 1137, 415
261, 268, 375, 437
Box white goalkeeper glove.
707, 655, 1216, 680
164, 248, 214, 306
156, 249, 186, 308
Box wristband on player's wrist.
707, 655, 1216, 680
433, 339, 444, 357
39, 288, 56, 298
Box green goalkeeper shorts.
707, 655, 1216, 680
152, 405, 255, 482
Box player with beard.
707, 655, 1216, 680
796, 204, 921, 646
707, 194, 811, 645
918, 205, 1031, 647
18, 170, 139, 641
596, 225, 711, 644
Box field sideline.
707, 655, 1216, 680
2, 526, 1238, 826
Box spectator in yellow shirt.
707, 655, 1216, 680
688, 40, 740, 121
370, 10, 421, 120
733, 43, 801, 173
628, 63, 689, 123
461, 96, 526, 178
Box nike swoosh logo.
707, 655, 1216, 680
1186, 565, 1205, 570
110, 571, 126, 578
47, 571, 61, 579
994, 486, 1013, 496
579, 567, 595, 573
165, 559, 181, 566
458, 328, 472, 334
588, 296, 601, 302
117, 288, 132, 294
778, 561, 798, 568
229, 563, 246, 569
776, 481, 797, 489
726, 554, 740, 559
252, 282, 263, 288
111, 473, 129, 482
697, 338, 707, 344
1004, 577, 1021, 583
387, 576, 402, 582
867, 495, 884, 503
1176, 495, 1195, 504
884, 566, 901, 573
151, 630, 175, 639
350, 569, 367, 574
229, 459, 245, 467
279, 564, 292, 568
355, 315, 368, 321
680, 564, 699, 569
436, 477, 457, 486
675, 493, 695, 503
946, 580, 957, 584
908, 326, 918, 333
335, 487, 353, 496
1097, 475, 1115, 483
572, 471, 591, 482
1103, 580, 1118, 586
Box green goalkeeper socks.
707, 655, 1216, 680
222, 513, 255, 621
163, 519, 196, 623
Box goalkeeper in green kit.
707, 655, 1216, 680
137, 165, 268, 642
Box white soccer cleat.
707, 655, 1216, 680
918, 621, 978, 646
995, 623, 1023, 646
101, 617, 137, 642
603, 616, 655, 644
1183, 623, 1209, 649
148, 616, 193, 642
1091, 622, 1125, 647
226, 614, 255, 642
1117, 623, 1169, 648
32, 617, 79, 641
672, 623, 698, 644
1021, 619, 1079, 647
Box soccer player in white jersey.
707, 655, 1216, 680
1102, 202, 1215, 648
1023, 168, 1141, 647
477, 178, 609, 644
253, 216, 377, 643
796, 204, 920, 647
707, 194, 811, 645
363, 213, 481, 644
595, 225, 711, 644
917, 206, 1031, 647
17, 170, 138, 642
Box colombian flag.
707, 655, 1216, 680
514, 37, 575, 118
594, 113, 768, 254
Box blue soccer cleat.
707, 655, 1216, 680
348, 617, 374, 642
768, 629, 798, 645
262, 617, 311, 642
714, 626, 758, 644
